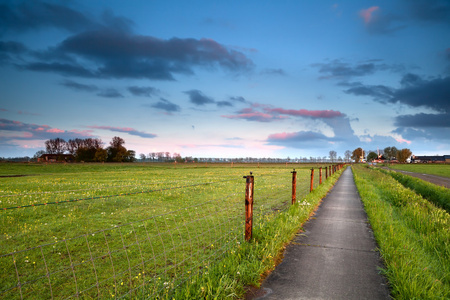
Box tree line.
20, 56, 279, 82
350, 146, 412, 163
38, 137, 136, 162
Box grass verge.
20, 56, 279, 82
353, 165, 449, 299
381, 168, 450, 213
167, 167, 345, 299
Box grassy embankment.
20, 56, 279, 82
0, 162, 343, 299
388, 163, 450, 178
353, 165, 449, 299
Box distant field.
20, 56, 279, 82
388, 164, 450, 178
0, 162, 332, 299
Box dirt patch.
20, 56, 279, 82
0, 174, 29, 178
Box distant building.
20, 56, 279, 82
410, 155, 450, 163
38, 154, 75, 162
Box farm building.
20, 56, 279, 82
410, 155, 450, 163
38, 154, 75, 162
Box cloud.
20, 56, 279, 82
265, 108, 344, 118
19, 28, 253, 81
267, 131, 332, 148
393, 126, 450, 141
87, 125, 157, 138
184, 90, 215, 106
344, 82, 395, 101
405, 0, 450, 23
222, 104, 345, 122
96, 88, 123, 98
4, 2, 253, 81
60, 80, 98, 92
128, 86, 159, 97
222, 107, 287, 122
359, 6, 379, 24
260, 68, 287, 76
359, 6, 405, 35
229, 96, 247, 103
312, 59, 400, 80
0, 118, 93, 142
216, 101, 233, 107
395, 113, 450, 127
150, 98, 181, 112
0, 1, 98, 34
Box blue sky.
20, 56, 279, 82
1, 0, 449, 159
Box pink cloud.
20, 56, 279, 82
267, 132, 298, 140
46, 128, 64, 133
396, 138, 411, 144
359, 6, 379, 24
266, 108, 343, 118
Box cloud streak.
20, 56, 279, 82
87, 125, 157, 138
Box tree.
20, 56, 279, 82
94, 148, 108, 162
139, 153, 146, 161
45, 138, 66, 154
106, 136, 135, 162
329, 150, 337, 162
33, 150, 46, 161
351, 147, 365, 162
367, 152, 378, 162
384, 146, 398, 161
397, 148, 412, 163
344, 150, 352, 162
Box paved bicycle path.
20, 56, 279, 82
250, 167, 390, 300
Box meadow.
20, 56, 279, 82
388, 163, 450, 178
353, 165, 449, 299
1, 162, 340, 299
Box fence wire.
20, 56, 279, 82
1, 167, 326, 299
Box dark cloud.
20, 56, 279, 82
395, 113, 450, 128
393, 75, 450, 113
393, 126, 450, 141
405, 0, 450, 23
96, 88, 123, 98
87, 125, 157, 139
0, 118, 93, 142
344, 83, 394, 101
16, 28, 253, 80
260, 68, 287, 76
184, 90, 215, 106
150, 98, 181, 112
21, 62, 96, 77
216, 101, 233, 107
312, 59, 400, 80
344, 74, 450, 113
267, 131, 333, 149
60, 80, 98, 92
128, 86, 159, 97
0, 1, 97, 34
0, 41, 28, 63
229, 96, 247, 103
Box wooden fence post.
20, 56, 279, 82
291, 169, 297, 204
325, 166, 328, 180
244, 172, 254, 241
319, 167, 322, 184
310, 168, 314, 192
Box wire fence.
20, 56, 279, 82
0, 165, 342, 299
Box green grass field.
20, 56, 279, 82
353, 165, 449, 299
1, 162, 339, 299
388, 163, 450, 178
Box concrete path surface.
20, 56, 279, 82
251, 167, 390, 300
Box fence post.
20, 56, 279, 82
243, 172, 254, 242
319, 167, 322, 184
325, 166, 328, 180
310, 168, 314, 192
291, 169, 297, 204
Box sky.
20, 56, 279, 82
1, 0, 449, 159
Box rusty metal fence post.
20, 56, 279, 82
291, 169, 297, 204
243, 172, 254, 241
319, 167, 322, 185
310, 168, 314, 192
